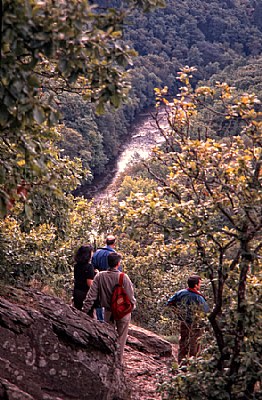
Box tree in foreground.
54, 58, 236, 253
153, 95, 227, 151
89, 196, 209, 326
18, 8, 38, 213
101, 67, 261, 399
0, 0, 165, 285
0, 0, 165, 218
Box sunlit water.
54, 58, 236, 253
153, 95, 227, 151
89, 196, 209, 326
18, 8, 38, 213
95, 109, 167, 202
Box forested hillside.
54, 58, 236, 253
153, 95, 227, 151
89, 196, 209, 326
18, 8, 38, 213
60, 0, 262, 183
1, 2, 261, 399
95, 66, 262, 399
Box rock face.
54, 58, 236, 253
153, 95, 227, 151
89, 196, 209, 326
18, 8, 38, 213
127, 325, 172, 357
0, 286, 129, 400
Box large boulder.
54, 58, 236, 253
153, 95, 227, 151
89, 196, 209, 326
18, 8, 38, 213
0, 286, 129, 400
127, 325, 172, 357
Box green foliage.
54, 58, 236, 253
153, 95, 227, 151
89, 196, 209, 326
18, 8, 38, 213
0, 196, 94, 290
1, 0, 155, 216
116, 175, 157, 201
125, 0, 262, 82
59, 94, 110, 176
209, 56, 262, 97
98, 68, 262, 398
0, 0, 169, 289
57, 0, 262, 189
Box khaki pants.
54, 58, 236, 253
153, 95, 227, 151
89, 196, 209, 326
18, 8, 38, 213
104, 310, 131, 363
178, 321, 203, 364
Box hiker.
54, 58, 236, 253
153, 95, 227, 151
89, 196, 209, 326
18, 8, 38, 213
92, 235, 122, 271
83, 252, 136, 363
92, 235, 122, 320
166, 275, 209, 364
72, 244, 95, 316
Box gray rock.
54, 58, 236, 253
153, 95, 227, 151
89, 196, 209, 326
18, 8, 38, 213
0, 286, 129, 400
127, 325, 172, 357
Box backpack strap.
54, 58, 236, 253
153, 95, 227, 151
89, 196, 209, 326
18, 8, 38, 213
119, 272, 124, 286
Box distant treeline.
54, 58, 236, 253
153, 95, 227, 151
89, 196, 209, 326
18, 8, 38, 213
59, 0, 262, 184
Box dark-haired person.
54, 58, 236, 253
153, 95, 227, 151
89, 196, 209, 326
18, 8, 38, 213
167, 275, 209, 364
92, 235, 122, 320
83, 252, 136, 363
72, 245, 95, 315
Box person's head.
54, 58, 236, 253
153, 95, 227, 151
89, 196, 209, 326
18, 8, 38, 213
108, 252, 122, 269
106, 235, 116, 247
75, 245, 93, 264
188, 275, 201, 289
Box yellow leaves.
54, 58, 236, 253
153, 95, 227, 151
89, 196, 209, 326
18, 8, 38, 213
188, 161, 197, 170
238, 175, 247, 183
0, 216, 56, 246
225, 93, 261, 122
154, 86, 168, 95
177, 66, 197, 86
119, 70, 262, 263
251, 119, 262, 128
195, 86, 214, 97
17, 159, 26, 167
182, 66, 198, 74
238, 93, 260, 109
215, 81, 236, 100
154, 86, 169, 104
240, 94, 252, 105
247, 275, 262, 286
110, 31, 122, 39
225, 167, 235, 175
162, 98, 170, 105
177, 73, 189, 85
241, 109, 258, 120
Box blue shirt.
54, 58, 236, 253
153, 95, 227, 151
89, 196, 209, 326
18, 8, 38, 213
167, 288, 209, 324
92, 246, 123, 272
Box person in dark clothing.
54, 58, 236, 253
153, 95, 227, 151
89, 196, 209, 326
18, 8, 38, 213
73, 245, 95, 315
167, 275, 209, 364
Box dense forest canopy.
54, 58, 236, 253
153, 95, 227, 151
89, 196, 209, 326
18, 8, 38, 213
97, 67, 261, 399
59, 0, 262, 184
1, 1, 261, 399
1, 0, 165, 217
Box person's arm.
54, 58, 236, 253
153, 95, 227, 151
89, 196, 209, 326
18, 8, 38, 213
123, 274, 136, 310
199, 297, 210, 313
82, 274, 100, 313
166, 293, 178, 307
85, 264, 95, 289
87, 279, 93, 288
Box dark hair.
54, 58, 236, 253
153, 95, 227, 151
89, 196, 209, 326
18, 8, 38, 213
75, 245, 93, 264
108, 252, 121, 269
106, 235, 116, 246
188, 275, 201, 288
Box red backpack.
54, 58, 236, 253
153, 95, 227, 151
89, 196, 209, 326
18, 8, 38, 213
111, 272, 133, 320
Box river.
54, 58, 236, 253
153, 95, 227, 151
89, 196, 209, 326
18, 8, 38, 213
93, 107, 166, 202
73, 107, 167, 202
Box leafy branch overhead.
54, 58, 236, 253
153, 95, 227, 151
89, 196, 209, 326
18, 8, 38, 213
1, 0, 163, 217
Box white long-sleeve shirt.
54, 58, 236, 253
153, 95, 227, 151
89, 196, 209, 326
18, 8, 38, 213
83, 269, 136, 314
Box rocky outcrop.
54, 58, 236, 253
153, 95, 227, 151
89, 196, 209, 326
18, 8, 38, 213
127, 325, 172, 357
0, 286, 129, 400
0, 286, 177, 400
